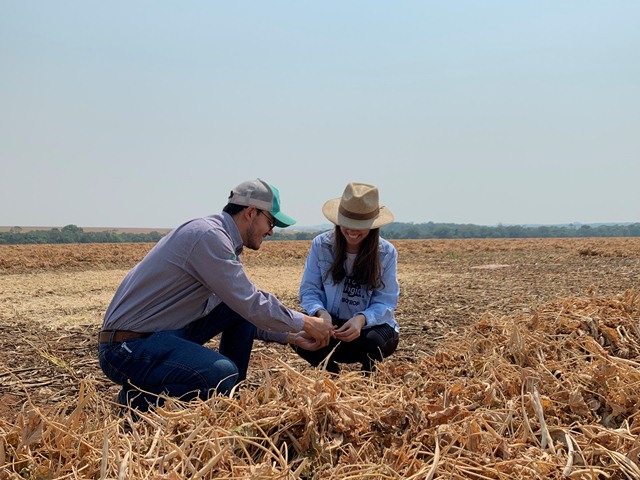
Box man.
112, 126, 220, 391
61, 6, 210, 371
98, 179, 333, 411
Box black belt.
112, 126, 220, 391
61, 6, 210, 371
98, 330, 151, 344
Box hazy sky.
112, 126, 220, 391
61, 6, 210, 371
1, 1, 638, 229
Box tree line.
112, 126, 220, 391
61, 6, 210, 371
272, 222, 640, 240
1, 222, 639, 245
0, 225, 164, 245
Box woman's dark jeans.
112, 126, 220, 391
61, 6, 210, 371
98, 303, 256, 411
293, 316, 399, 373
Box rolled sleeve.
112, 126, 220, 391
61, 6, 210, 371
299, 235, 329, 316
358, 244, 399, 329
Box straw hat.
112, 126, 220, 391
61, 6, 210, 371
322, 182, 395, 230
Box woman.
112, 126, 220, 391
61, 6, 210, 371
294, 182, 400, 373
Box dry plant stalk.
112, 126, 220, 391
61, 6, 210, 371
1, 290, 639, 479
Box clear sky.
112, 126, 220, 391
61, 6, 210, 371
1, 1, 638, 229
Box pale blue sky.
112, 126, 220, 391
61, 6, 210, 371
1, 1, 638, 228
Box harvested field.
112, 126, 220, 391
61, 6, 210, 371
1, 238, 639, 478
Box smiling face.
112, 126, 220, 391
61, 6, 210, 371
339, 226, 370, 253
245, 207, 275, 250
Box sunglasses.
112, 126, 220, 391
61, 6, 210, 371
258, 210, 275, 230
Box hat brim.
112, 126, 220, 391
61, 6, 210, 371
271, 210, 296, 228
322, 198, 394, 230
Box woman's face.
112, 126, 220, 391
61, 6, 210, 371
340, 226, 370, 252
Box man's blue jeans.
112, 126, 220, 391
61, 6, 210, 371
98, 303, 256, 411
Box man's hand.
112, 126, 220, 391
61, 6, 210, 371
316, 309, 332, 323
302, 314, 333, 347
286, 332, 326, 351
333, 314, 366, 342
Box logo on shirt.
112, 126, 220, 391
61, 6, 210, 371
341, 276, 362, 307
343, 276, 361, 297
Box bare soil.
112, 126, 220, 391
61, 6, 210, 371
1, 238, 639, 423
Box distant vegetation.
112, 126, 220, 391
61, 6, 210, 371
387, 221, 640, 240
272, 222, 640, 241
1, 222, 639, 245
0, 225, 164, 244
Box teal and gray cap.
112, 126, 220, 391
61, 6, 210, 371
228, 179, 296, 228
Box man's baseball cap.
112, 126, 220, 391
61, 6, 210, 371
228, 179, 296, 228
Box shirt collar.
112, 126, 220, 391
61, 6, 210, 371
221, 211, 244, 257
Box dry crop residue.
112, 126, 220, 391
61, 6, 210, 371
1, 238, 639, 478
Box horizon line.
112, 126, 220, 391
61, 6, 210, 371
1, 220, 637, 234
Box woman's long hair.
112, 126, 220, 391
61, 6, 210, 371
328, 225, 382, 291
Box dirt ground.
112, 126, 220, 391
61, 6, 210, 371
1, 238, 639, 423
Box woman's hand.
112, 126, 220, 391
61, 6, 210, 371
333, 314, 366, 342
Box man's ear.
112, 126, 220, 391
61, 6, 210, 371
243, 206, 258, 222
233, 206, 254, 230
